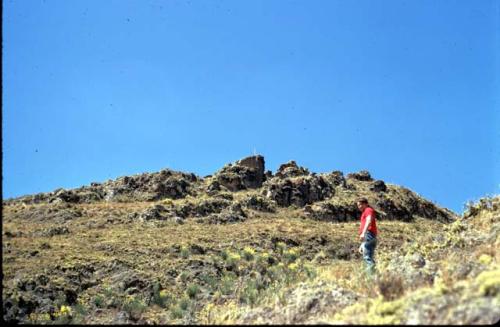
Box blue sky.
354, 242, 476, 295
3, 0, 499, 213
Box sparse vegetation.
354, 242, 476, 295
2, 157, 498, 324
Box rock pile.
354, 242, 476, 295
214, 155, 266, 191
4, 154, 456, 223
304, 202, 359, 222
263, 161, 334, 207
7, 169, 201, 205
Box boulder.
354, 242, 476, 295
303, 202, 359, 222
215, 155, 265, 191
264, 175, 333, 207
139, 204, 169, 221
275, 161, 310, 179
321, 171, 346, 188
370, 180, 387, 192
52, 189, 80, 203
174, 198, 232, 218
346, 170, 373, 181
102, 169, 198, 202
202, 203, 247, 224
241, 194, 277, 212
375, 198, 413, 221
42, 226, 70, 237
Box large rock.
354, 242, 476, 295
346, 170, 373, 181
303, 202, 359, 222
264, 175, 333, 207
275, 161, 310, 179
240, 194, 277, 212
175, 198, 232, 218
321, 171, 347, 188
7, 169, 200, 205
370, 180, 387, 192
103, 169, 198, 202
201, 203, 247, 224
214, 155, 265, 192
375, 197, 413, 221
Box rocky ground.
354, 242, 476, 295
2, 155, 498, 324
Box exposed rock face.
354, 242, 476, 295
215, 155, 265, 192
133, 198, 233, 222
264, 175, 333, 207
138, 204, 170, 221
391, 187, 455, 222
8, 169, 200, 205
41, 226, 70, 237
240, 194, 277, 212
261, 160, 345, 208
347, 170, 373, 181
275, 161, 310, 178
2, 263, 99, 323
102, 169, 198, 202
201, 203, 247, 224
321, 171, 346, 188
175, 198, 232, 218
304, 202, 359, 222
375, 197, 412, 221
370, 180, 387, 192
3, 155, 456, 223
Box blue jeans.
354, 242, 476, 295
362, 231, 377, 273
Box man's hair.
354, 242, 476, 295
357, 197, 369, 205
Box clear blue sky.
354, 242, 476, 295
3, 0, 499, 213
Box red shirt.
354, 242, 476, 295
359, 207, 377, 236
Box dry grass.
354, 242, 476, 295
3, 194, 498, 324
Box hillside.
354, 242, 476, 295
2, 155, 498, 324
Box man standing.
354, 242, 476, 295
357, 197, 378, 273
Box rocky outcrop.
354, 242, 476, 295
214, 155, 265, 192
321, 171, 347, 188
375, 197, 412, 221
346, 170, 373, 181
304, 202, 359, 222
132, 197, 234, 222
102, 169, 198, 202
7, 169, 200, 205
240, 194, 277, 212
200, 203, 247, 224
275, 161, 310, 178
3, 155, 456, 223
174, 198, 232, 218
370, 180, 387, 192
264, 175, 333, 207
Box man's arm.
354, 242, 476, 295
359, 215, 372, 240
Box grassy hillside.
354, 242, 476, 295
2, 156, 498, 324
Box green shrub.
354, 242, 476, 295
200, 273, 218, 290
225, 252, 242, 269
179, 296, 191, 311
242, 247, 256, 261
284, 248, 299, 263
170, 306, 184, 319
276, 241, 287, 255
186, 283, 200, 299
179, 271, 190, 283
152, 284, 172, 308
220, 274, 236, 295
180, 245, 190, 258
93, 295, 104, 308
122, 296, 147, 321
239, 280, 259, 306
